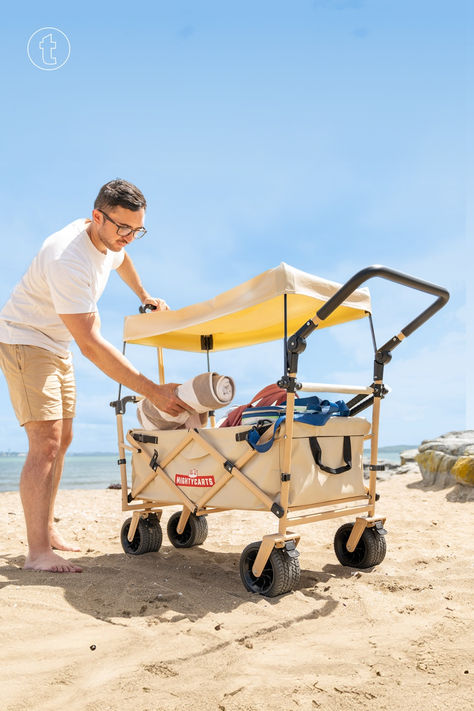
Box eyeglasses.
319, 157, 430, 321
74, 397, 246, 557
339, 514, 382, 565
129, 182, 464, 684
98, 209, 147, 239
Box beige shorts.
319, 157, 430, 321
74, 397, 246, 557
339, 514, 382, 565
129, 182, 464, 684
0, 343, 76, 426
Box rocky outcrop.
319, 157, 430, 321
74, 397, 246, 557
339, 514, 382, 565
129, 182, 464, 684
400, 449, 418, 465
415, 431, 474, 488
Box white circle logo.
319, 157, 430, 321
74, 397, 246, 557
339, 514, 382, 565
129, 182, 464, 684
27, 28, 71, 71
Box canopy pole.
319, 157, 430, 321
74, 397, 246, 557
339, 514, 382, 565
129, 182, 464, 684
157, 347, 165, 384
368, 312, 377, 353
117, 342, 126, 401
283, 294, 288, 374
204, 342, 215, 427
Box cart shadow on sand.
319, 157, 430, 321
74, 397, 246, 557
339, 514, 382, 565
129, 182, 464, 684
0, 546, 357, 625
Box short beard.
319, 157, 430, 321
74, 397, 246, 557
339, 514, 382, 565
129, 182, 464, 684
97, 225, 114, 251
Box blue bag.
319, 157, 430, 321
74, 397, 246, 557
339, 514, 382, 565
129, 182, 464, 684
244, 396, 350, 453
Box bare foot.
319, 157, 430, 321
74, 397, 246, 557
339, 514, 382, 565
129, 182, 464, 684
24, 550, 82, 573
49, 528, 81, 552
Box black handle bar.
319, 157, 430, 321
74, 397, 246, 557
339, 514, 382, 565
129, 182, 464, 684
318, 265, 449, 336
288, 265, 449, 362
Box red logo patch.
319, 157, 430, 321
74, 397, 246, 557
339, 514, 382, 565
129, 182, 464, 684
175, 468, 215, 488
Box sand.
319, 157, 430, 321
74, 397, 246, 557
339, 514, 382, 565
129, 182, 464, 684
0, 468, 472, 711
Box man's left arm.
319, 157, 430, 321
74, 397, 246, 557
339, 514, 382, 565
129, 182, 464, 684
116, 252, 169, 310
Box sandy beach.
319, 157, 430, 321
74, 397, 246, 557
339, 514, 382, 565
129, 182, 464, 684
0, 468, 472, 711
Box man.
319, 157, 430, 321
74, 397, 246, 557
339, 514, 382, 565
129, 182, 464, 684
0, 179, 191, 573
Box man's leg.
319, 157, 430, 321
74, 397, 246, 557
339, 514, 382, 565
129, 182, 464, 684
47, 418, 80, 552
21, 419, 82, 573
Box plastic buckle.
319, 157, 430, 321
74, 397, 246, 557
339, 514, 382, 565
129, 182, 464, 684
150, 450, 159, 471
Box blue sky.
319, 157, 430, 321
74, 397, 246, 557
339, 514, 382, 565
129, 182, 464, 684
0, 0, 469, 452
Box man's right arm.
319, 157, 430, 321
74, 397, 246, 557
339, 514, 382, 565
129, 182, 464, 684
59, 311, 191, 416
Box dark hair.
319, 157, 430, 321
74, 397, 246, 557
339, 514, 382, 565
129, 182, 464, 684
94, 179, 147, 212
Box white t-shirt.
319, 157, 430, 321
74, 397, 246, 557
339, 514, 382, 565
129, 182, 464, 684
0, 219, 125, 356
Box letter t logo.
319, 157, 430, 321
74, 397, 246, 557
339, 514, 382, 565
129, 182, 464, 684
39, 33, 57, 66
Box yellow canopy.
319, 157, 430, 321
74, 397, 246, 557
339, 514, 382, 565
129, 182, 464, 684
123, 262, 371, 352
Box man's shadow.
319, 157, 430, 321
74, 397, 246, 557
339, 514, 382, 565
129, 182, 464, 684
0, 545, 347, 624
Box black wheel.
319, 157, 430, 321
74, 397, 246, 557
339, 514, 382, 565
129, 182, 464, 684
334, 522, 386, 569
167, 512, 208, 548
121, 514, 163, 555
239, 541, 301, 597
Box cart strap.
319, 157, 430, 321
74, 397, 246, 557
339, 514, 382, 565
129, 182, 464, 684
246, 396, 349, 453
309, 435, 352, 474
132, 433, 159, 444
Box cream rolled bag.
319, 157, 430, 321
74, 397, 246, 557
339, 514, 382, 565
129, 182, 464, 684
129, 416, 370, 509
137, 372, 235, 430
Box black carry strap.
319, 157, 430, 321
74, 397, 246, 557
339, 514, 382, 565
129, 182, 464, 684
309, 436, 352, 475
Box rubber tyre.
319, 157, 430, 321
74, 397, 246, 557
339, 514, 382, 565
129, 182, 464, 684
239, 541, 301, 597
167, 512, 208, 548
334, 522, 386, 569
121, 514, 163, 555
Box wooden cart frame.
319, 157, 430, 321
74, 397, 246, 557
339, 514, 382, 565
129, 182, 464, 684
111, 264, 449, 596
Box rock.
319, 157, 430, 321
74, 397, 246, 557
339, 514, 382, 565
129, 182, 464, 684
446, 484, 474, 502
400, 449, 418, 464
451, 456, 474, 486
415, 431, 474, 488
418, 430, 474, 457
394, 463, 419, 476
415, 451, 458, 487
363, 468, 391, 481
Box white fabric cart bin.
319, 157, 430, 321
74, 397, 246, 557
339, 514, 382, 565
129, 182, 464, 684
129, 416, 370, 510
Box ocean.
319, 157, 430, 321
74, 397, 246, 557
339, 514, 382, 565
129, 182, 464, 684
0, 445, 415, 493
0, 453, 129, 493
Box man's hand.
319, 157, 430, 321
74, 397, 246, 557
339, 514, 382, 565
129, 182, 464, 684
116, 253, 170, 310
147, 382, 194, 416
142, 296, 169, 311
